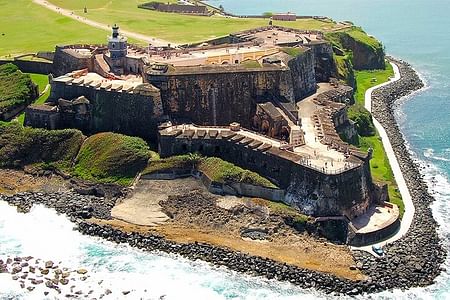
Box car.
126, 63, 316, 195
372, 245, 384, 256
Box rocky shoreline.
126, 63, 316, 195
352, 57, 446, 289
0, 58, 446, 296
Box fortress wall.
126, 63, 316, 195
0, 60, 53, 74
150, 69, 285, 127
148, 54, 316, 126
158, 133, 373, 217
52, 47, 92, 76
308, 42, 335, 82
48, 81, 162, 139
286, 49, 317, 99
285, 163, 372, 218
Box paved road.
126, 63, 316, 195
352, 62, 415, 254
33, 0, 175, 47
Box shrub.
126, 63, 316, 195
198, 157, 277, 188
347, 104, 375, 136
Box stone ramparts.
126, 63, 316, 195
159, 124, 376, 218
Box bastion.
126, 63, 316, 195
21, 25, 397, 239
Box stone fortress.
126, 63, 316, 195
24, 25, 399, 242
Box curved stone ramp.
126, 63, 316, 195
33, 0, 174, 47
352, 61, 415, 254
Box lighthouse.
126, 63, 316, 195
108, 24, 127, 59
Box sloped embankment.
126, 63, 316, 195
73, 132, 151, 186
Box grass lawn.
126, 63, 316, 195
354, 62, 394, 105
0, 0, 108, 57
353, 63, 404, 216
47, 0, 338, 44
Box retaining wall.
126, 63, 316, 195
0, 60, 53, 74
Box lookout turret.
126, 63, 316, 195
108, 24, 127, 59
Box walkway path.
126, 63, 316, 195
352, 62, 415, 253
33, 0, 175, 47
295, 83, 349, 171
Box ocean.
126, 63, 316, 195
1, 0, 449, 299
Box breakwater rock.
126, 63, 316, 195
0, 191, 378, 295
0, 255, 127, 298
0, 191, 115, 220
352, 57, 446, 290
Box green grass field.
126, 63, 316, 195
0, 0, 108, 57
47, 0, 338, 44
0, 0, 343, 57
354, 62, 394, 105
353, 63, 404, 216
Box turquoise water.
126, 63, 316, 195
1, 1, 450, 299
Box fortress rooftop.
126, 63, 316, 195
53, 70, 144, 93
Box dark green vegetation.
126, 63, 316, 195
17, 73, 51, 124
143, 155, 277, 188
73, 132, 151, 186
333, 53, 355, 87
0, 122, 83, 170
0, 64, 37, 119
347, 104, 375, 137
0, 124, 152, 186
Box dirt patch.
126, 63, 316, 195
0, 169, 69, 195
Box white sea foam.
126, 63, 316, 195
0, 201, 328, 299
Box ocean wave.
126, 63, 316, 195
0, 201, 325, 300
423, 148, 450, 162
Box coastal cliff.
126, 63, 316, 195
326, 27, 385, 71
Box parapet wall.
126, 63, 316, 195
52, 46, 93, 77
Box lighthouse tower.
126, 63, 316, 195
108, 24, 127, 59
